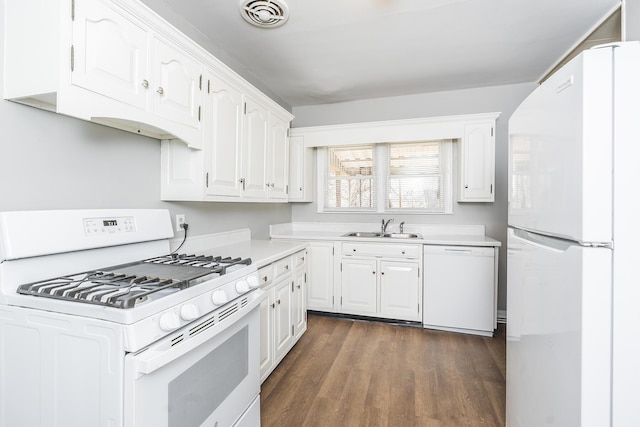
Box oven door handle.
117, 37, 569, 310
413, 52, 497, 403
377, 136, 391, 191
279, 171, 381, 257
131, 289, 264, 377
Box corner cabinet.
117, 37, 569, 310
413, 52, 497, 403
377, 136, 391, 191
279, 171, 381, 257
458, 121, 496, 202
160, 76, 293, 202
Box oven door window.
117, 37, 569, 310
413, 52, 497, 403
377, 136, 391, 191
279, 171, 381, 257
124, 307, 260, 427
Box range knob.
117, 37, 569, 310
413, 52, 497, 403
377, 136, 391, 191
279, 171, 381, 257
180, 303, 200, 321
247, 275, 260, 289
159, 312, 180, 331
211, 290, 228, 306
235, 279, 250, 294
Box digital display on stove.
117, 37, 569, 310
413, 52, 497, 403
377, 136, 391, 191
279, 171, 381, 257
103, 220, 118, 227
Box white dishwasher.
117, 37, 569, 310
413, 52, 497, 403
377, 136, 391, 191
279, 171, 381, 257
423, 245, 495, 336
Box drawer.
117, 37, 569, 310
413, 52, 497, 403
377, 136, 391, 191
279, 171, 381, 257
274, 256, 293, 278
342, 242, 420, 259
293, 250, 307, 269
257, 265, 273, 287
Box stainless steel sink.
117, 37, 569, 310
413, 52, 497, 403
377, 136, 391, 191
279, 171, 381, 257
341, 231, 421, 239
383, 232, 421, 239
341, 231, 384, 238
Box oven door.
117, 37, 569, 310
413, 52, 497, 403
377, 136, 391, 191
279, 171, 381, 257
124, 292, 262, 427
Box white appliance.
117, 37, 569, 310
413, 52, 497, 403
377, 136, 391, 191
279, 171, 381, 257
507, 42, 640, 426
0, 209, 263, 427
423, 245, 495, 336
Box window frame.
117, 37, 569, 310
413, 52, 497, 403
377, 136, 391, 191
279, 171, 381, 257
317, 140, 454, 214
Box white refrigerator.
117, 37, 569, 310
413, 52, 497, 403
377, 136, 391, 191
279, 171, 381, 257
507, 42, 640, 426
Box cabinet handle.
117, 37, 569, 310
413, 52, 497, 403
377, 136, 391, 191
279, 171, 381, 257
157, 86, 164, 95
262, 276, 268, 282
465, 185, 469, 189
271, 303, 275, 308
353, 249, 356, 252
277, 299, 281, 304
141, 79, 149, 88
239, 178, 245, 190
381, 272, 385, 275
270, 183, 275, 188
402, 250, 405, 254
372, 271, 375, 274
297, 285, 301, 289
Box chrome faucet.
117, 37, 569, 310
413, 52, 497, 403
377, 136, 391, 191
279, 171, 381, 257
399, 221, 405, 233
381, 218, 394, 233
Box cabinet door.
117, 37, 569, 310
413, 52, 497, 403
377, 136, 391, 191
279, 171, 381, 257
273, 278, 293, 361
292, 268, 307, 340
458, 122, 495, 202
259, 289, 274, 382
379, 261, 421, 321
288, 135, 314, 202
152, 37, 202, 130
268, 115, 289, 200
204, 73, 243, 197
71, 0, 148, 109
307, 242, 335, 311
242, 97, 269, 199
340, 258, 377, 315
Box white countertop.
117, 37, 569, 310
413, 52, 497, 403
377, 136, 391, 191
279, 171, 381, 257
169, 229, 308, 268
270, 222, 501, 247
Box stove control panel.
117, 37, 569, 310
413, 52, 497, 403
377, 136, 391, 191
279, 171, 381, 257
83, 216, 136, 235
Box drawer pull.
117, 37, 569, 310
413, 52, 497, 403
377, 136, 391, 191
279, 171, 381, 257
372, 271, 375, 274
262, 276, 268, 282
284, 265, 289, 270
271, 303, 275, 309
277, 299, 281, 304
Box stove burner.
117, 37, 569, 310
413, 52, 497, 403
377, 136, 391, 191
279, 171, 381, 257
16, 253, 252, 309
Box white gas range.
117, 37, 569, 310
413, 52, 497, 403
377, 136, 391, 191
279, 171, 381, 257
0, 209, 263, 427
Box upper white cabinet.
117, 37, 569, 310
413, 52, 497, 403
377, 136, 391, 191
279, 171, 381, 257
161, 84, 293, 202
151, 37, 203, 133
287, 134, 314, 202
203, 72, 244, 198
242, 97, 270, 199
71, 0, 148, 110
458, 122, 495, 202
4, 0, 205, 148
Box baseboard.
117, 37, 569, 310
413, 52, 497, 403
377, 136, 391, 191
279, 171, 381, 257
497, 310, 507, 324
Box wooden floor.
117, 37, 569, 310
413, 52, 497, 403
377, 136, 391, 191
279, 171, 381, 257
261, 313, 506, 427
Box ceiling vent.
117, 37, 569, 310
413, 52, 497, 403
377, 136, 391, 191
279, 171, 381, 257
239, 0, 289, 28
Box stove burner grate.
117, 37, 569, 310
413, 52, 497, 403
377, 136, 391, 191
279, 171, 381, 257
16, 253, 252, 309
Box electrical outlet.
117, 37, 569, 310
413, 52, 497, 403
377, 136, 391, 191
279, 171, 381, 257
175, 214, 186, 232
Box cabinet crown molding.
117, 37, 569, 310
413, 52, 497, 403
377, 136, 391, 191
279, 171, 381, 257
290, 112, 501, 147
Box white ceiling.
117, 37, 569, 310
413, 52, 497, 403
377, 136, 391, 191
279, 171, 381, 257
142, 0, 620, 108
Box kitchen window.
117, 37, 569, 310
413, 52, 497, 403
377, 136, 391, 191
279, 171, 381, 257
318, 140, 453, 214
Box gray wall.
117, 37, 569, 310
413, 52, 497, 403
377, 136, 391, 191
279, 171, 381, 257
291, 82, 537, 312
0, 2, 291, 241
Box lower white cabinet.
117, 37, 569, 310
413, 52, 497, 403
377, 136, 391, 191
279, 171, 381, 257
339, 242, 422, 322
306, 241, 336, 311
259, 249, 307, 383
340, 258, 377, 315
379, 261, 421, 320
